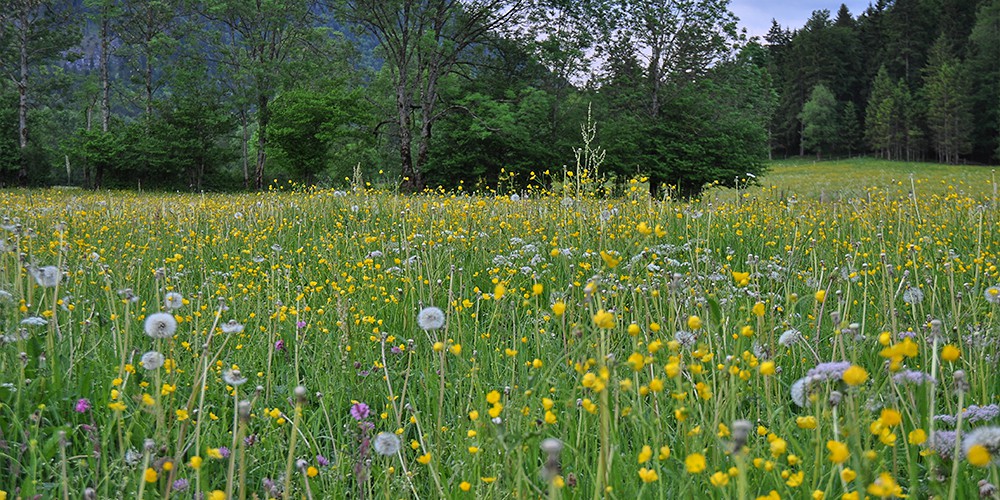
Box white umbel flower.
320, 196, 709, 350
417, 307, 445, 331
21, 316, 48, 326
144, 312, 177, 339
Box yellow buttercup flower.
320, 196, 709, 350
941, 344, 960, 362
600, 250, 621, 268
908, 429, 927, 445
592, 309, 615, 329
842, 365, 868, 386
710, 470, 730, 487
638, 445, 652, 464
638, 467, 659, 483
552, 301, 566, 317
827, 440, 849, 463
685, 453, 706, 473
968, 444, 992, 466
687, 315, 703, 330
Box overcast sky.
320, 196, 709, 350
730, 0, 873, 38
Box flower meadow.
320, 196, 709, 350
2, 179, 1000, 500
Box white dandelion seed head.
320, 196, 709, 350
986, 286, 1000, 304
902, 287, 924, 305
125, 448, 142, 465
144, 312, 177, 339
222, 368, 248, 387
963, 426, 1000, 457
778, 329, 802, 347
509, 194, 521, 202
141, 351, 165, 371
540, 438, 564, 455
31, 266, 61, 288
673, 330, 696, 348
790, 377, 809, 407
164, 292, 184, 310
417, 307, 445, 331
373, 432, 401, 456
221, 320, 245, 334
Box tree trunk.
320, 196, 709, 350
648, 43, 661, 119
254, 93, 269, 190
144, 8, 154, 117
100, 7, 110, 133
413, 67, 440, 192
240, 110, 250, 189
396, 74, 417, 191
17, 4, 29, 187
798, 121, 805, 157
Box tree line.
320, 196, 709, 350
0, 0, 997, 195
769, 0, 1000, 165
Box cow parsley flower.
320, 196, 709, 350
21, 316, 47, 326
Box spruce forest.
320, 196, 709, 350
0, 0, 998, 195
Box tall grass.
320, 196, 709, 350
1, 176, 999, 499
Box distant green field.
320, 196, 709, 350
712, 157, 1000, 201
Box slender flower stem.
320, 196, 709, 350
284, 400, 303, 500
947, 390, 966, 500
226, 387, 239, 500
